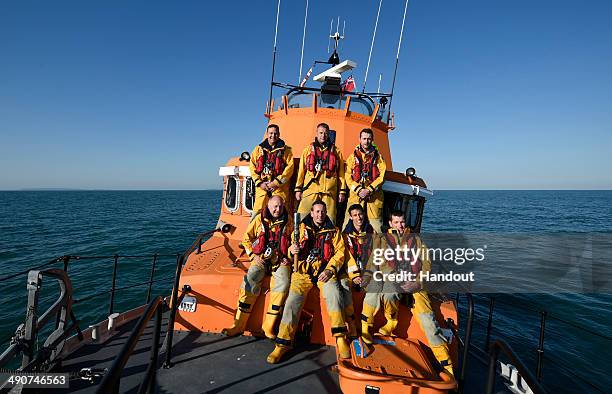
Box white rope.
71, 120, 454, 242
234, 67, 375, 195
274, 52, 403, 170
299, 0, 309, 83
363, 0, 383, 92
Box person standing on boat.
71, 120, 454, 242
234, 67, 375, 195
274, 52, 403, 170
294, 123, 347, 224
360, 210, 454, 377
344, 128, 386, 232
249, 124, 295, 218
267, 200, 352, 363
340, 203, 376, 338
222, 195, 292, 339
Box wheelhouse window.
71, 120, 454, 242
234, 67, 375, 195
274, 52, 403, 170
383, 193, 425, 232
243, 177, 255, 213
224, 176, 239, 212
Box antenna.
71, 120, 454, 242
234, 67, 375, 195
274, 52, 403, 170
363, 0, 383, 93
377, 73, 382, 94
327, 16, 344, 66
341, 20, 345, 51
267, 0, 282, 115
387, 0, 409, 122
327, 19, 333, 53
298, 0, 309, 84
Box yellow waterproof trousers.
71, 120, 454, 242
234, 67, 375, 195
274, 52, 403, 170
361, 290, 452, 369
237, 263, 291, 320
339, 276, 357, 337
297, 192, 337, 224
275, 273, 347, 347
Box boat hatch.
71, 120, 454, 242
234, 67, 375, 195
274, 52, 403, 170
219, 165, 255, 215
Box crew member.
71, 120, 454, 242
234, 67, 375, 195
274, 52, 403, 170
267, 200, 352, 363
222, 196, 292, 339
294, 123, 347, 224
344, 128, 386, 232
361, 210, 454, 376
340, 203, 375, 338
249, 124, 294, 218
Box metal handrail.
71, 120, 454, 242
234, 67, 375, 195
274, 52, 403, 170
96, 296, 164, 394
163, 223, 233, 368
458, 293, 473, 393
485, 339, 546, 394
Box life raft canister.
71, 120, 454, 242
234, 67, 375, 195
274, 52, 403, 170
254, 140, 286, 178
351, 146, 380, 184
306, 142, 338, 178
251, 211, 290, 257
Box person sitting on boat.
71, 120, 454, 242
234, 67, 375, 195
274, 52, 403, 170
267, 200, 352, 363
249, 124, 295, 218
294, 123, 347, 224
339, 203, 376, 338
343, 128, 386, 232
222, 195, 292, 339
361, 210, 454, 377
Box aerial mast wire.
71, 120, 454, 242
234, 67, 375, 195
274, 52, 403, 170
377, 73, 383, 94
363, 0, 383, 93
327, 19, 333, 53
387, 0, 409, 122
267, 0, 282, 115
298, 0, 309, 84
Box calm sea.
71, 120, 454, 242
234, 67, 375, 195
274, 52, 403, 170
0, 190, 610, 392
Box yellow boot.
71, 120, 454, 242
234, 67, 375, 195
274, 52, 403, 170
378, 318, 398, 336
266, 345, 289, 364
221, 310, 250, 337
262, 313, 278, 340
432, 344, 454, 377
360, 320, 373, 345
336, 336, 351, 359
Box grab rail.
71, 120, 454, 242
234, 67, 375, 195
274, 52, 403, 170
96, 296, 164, 394
485, 339, 546, 394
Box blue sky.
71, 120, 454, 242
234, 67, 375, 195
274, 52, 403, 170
1, 0, 610, 190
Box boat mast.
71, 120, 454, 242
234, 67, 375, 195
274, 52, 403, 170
387, 0, 410, 123
267, 0, 282, 116
363, 0, 383, 93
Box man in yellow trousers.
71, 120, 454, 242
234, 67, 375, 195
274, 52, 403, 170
222, 196, 292, 339
361, 210, 454, 377
344, 128, 386, 232
294, 123, 346, 224
266, 200, 352, 364
249, 124, 294, 218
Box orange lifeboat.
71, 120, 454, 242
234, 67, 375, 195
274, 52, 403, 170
172, 13, 458, 394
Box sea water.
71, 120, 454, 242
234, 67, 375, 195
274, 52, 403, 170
0, 190, 610, 392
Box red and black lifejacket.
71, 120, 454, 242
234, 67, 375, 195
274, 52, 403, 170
254, 139, 287, 178
351, 146, 380, 184
299, 214, 335, 264
343, 220, 374, 267
306, 141, 338, 178
251, 208, 290, 258
384, 230, 421, 274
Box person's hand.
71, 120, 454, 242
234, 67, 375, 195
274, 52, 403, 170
289, 243, 300, 255
295, 191, 302, 201
358, 188, 370, 199
281, 257, 291, 266
253, 255, 264, 267
352, 276, 363, 286
268, 182, 279, 191
259, 182, 269, 191
338, 193, 346, 203
400, 281, 421, 293
318, 269, 333, 283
